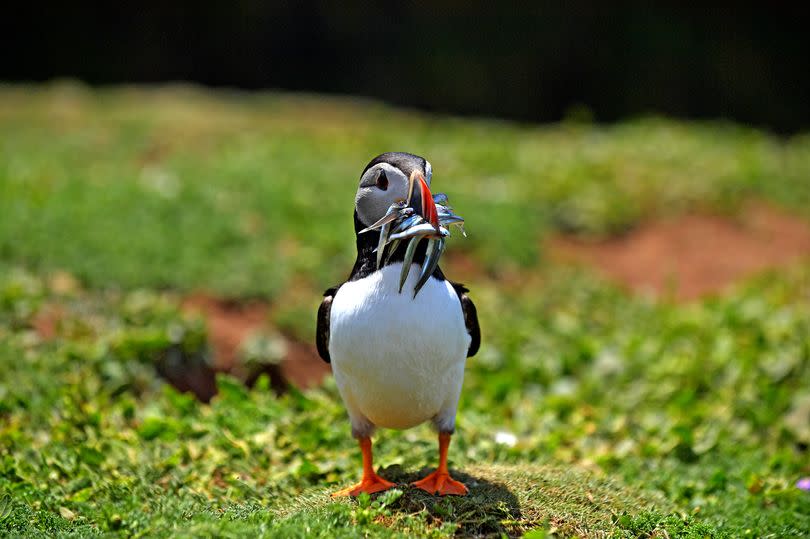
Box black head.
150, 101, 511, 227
354, 152, 433, 229
347, 152, 444, 281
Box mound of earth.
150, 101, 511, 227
181, 294, 330, 389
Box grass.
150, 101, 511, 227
1, 83, 810, 537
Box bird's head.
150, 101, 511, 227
355, 152, 439, 231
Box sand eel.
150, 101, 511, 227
317, 152, 480, 497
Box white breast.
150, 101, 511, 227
329, 263, 470, 433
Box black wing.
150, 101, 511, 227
316, 286, 339, 363
451, 282, 480, 357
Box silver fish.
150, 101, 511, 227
383, 238, 401, 266
413, 237, 445, 298
358, 202, 409, 233
438, 214, 464, 226
376, 219, 392, 269
398, 236, 421, 293
389, 223, 448, 242
392, 214, 424, 233
363, 190, 465, 289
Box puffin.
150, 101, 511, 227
317, 152, 480, 497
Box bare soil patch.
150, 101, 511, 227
548, 204, 810, 301
181, 294, 330, 389
181, 294, 270, 371
31, 304, 64, 341
280, 339, 332, 388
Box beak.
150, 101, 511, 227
408, 171, 440, 231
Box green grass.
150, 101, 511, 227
1, 84, 810, 537
1, 266, 808, 537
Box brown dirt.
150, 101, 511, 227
181, 294, 270, 371
181, 294, 330, 388
280, 339, 332, 389
31, 304, 64, 341
548, 204, 810, 301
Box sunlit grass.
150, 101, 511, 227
1, 265, 809, 536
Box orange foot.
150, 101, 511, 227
332, 473, 395, 498
412, 470, 468, 496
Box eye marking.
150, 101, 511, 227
375, 170, 389, 191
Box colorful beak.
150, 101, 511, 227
416, 174, 440, 230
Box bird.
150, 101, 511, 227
317, 152, 480, 497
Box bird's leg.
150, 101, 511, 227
411, 432, 468, 496
332, 437, 395, 497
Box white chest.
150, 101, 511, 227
329, 263, 469, 430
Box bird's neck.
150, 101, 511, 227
349, 210, 443, 282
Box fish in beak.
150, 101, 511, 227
360, 174, 466, 297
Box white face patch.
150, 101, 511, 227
355, 163, 410, 226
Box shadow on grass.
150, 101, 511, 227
374, 464, 523, 537
300, 463, 658, 536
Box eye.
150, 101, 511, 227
375, 170, 388, 191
